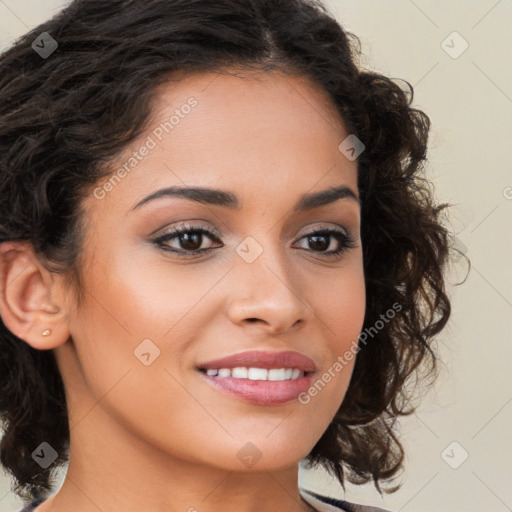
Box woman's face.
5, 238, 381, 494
59, 69, 365, 471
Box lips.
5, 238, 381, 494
195, 350, 316, 405
196, 350, 316, 373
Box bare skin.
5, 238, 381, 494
0, 69, 365, 512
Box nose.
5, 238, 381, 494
226, 245, 310, 334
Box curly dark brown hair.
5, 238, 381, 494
0, 0, 462, 504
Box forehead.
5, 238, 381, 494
86, 68, 357, 217
157, 69, 347, 151
150, 67, 346, 131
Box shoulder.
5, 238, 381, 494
300, 487, 394, 512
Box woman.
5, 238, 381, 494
0, 1, 454, 511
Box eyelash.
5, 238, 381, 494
152, 223, 358, 260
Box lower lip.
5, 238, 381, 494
198, 370, 314, 405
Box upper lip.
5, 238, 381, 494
197, 350, 316, 372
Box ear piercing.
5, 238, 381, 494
41, 329, 52, 337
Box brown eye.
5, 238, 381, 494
153, 224, 222, 256
294, 228, 357, 258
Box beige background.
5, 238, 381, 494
0, 1, 510, 511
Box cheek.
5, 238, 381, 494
316, 254, 366, 352
300, 257, 366, 409
68, 245, 237, 419
66, 258, 229, 462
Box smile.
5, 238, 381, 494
200, 367, 305, 381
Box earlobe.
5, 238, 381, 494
0, 241, 70, 350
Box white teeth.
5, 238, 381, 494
231, 367, 248, 378
203, 367, 304, 381
268, 368, 286, 381
291, 368, 301, 379
248, 367, 268, 380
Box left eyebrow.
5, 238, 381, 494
293, 185, 360, 211
129, 184, 360, 212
